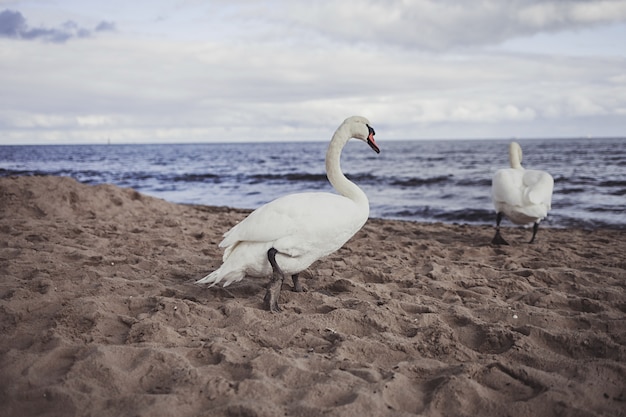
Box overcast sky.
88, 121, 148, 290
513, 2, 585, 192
1, 0, 625, 144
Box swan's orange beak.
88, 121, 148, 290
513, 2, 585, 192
366, 125, 380, 154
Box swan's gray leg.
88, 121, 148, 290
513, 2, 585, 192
528, 222, 539, 244
264, 248, 285, 313
291, 274, 305, 293
491, 212, 509, 245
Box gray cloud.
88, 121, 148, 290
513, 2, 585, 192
266, 0, 626, 50
95, 21, 116, 32
0, 9, 115, 43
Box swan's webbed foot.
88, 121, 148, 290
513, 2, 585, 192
292, 274, 306, 293
264, 248, 285, 313
263, 287, 282, 313
528, 222, 539, 244
491, 212, 509, 245
491, 229, 509, 245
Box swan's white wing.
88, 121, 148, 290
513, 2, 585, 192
492, 167, 553, 225
523, 170, 554, 207
492, 169, 525, 207
220, 192, 362, 254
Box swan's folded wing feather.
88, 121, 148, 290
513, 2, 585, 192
492, 169, 524, 206
219, 199, 294, 248
220, 192, 358, 249
523, 170, 554, 206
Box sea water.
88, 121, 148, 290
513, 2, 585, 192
1, 138, 624, 229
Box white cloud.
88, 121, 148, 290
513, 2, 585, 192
0, 1, 625, 143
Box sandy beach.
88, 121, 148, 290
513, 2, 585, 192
1, 175, 624, 417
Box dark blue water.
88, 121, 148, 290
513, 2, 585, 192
1, 138, 625, 229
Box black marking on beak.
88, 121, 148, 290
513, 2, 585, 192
366, 124, 380, 154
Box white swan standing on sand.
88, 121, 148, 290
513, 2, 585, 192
197, 116, 380, 312
491, 141, 554, 245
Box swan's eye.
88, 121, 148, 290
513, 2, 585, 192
367, 124, 375, 136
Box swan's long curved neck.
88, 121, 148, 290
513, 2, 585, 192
326, 127, 369, 210
509, 143, 523, 169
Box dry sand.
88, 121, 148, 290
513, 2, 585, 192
1, 175, 625, 417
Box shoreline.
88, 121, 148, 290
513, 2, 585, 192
1, 175, 625, 416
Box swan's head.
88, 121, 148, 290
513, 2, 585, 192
344, 115, 380, 154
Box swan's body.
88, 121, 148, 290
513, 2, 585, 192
197, 116, 380, 311
491, 142, 554, 244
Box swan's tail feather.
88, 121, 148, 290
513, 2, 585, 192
196, 267, 245, 288
196, 269, 222, 286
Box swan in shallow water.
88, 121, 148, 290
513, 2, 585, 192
491, 141, 554, 245
197, 116, 380, 312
